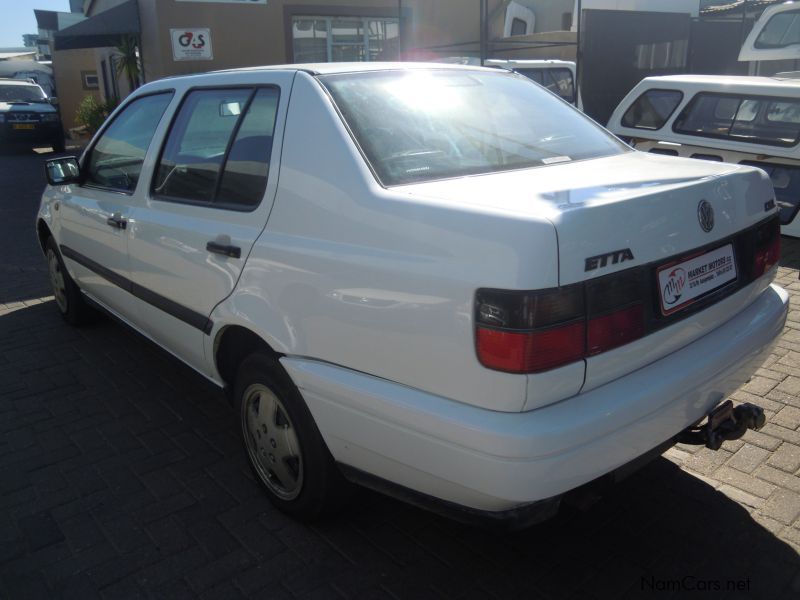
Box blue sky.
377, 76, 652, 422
0, 1, 71, 48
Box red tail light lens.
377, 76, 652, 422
476, 323, 585, 373
475, 286, 585, 373
476, 269, 648, 373
587, 304, 645, 356
753, 220, 781, 278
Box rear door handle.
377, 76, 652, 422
206, 241, 241, 259
106, 215, 127, 229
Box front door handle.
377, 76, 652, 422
106, 215, 127, 229
206, 241, 241, 259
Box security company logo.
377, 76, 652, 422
698, 199, 714, 233
171, 28, 213, 61
178, 31, 206, 49
662, 267, 686, 306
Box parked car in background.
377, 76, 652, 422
0, 78, 64, 153
38, 63, 786, 527
437, 57, 579, 106
484, 59, 579, 106
608, 74, 800, 237
739, 1, 800, 63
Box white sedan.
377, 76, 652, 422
37, 63, 787, 527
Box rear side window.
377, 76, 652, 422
673, 92, 800, 147
755, 10, 800, 49
217, 89, 280, 208
621, 89, 682, 130
153, 86, 279, 209
85, 92, 173, 192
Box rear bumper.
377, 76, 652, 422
282, 283, 789, 514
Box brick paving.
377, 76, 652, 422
1, 147, 799, 599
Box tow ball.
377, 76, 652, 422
676, 400, 766, 451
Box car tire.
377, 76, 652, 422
51, 137, 66, 153
234, 352, 349, 520
45, 236, 92, 325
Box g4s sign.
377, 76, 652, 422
171, 28, 213, 61
179, 31, 206, 49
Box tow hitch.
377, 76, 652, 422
676, 400, 766, 450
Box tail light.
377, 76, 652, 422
753, 218, 781, 278
475, 271, 647, 373
475, 287, 584, 373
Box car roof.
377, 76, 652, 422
638, 74, 800, 92
0, 78, 40, 86
485, 59, 575, 67
210, 61, 503, 76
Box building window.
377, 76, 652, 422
292, 16, 399, 63
81, 70, 99, 90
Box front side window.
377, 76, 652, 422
621, 89, 683, 130
321, 69, 626, 186
153, 87, 279, 209
85, 92, 173, 192
292, 16, 399, 62
755, 10, 800, 49
673, 92, 800, 147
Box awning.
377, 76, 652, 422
0, 51, 37, 60
53, 0, 140, 51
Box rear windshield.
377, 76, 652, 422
622, 89, 683, 130
320, 69, 625, 186
0, 84, 46, 103
673, 92, 800, 147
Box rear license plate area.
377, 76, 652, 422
12, 124, 36, 130
657, 243, 738, 316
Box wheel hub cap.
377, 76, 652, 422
47, 248, 67, 313
241, 384, 303, 500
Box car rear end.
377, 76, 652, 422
284, 66, 789, 524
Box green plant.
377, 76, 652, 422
74, 95, 118, 135
116, 35, 141, 91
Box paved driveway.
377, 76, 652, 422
1, 148, 799, 599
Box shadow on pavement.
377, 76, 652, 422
1, 300, 799, 599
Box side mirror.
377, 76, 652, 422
45, 156, 80, 185
48, 96, 59, 106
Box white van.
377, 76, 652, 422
607, 74, 800, 237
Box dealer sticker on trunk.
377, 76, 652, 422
658, 244, 737, 316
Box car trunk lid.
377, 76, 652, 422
397, 151, 779, 406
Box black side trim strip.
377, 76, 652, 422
60, 245, 214, 335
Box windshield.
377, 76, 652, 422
320, 69, 624, 186
0, 84, 46, 103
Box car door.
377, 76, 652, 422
58, 91, 174, 318
127, 74, 292, 373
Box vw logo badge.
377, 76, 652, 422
698, 200, 714, 233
